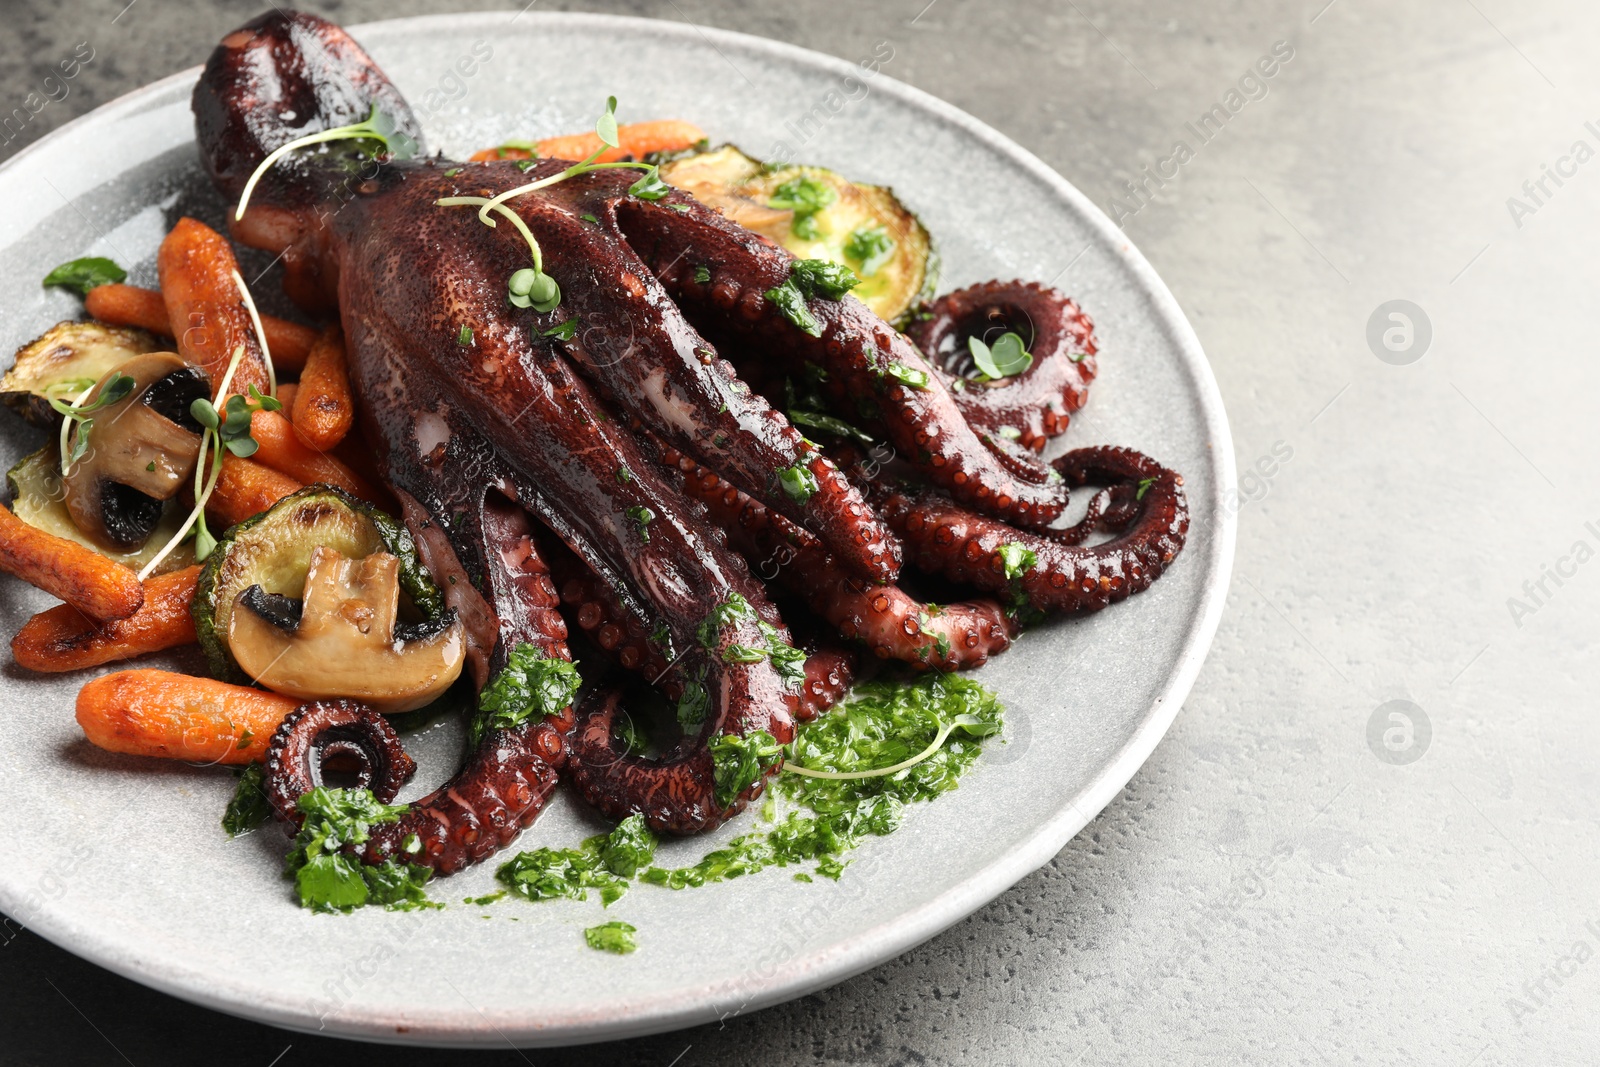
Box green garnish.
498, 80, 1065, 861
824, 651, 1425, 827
221, 764, 271, 837
516, 159, 540, 173
843, 225, 895, 276
464, 891, 506, 906
497, 140, 539, 155
285, 788, 437, 913
584, 921, 638, 954
615, 466, 633, 485
884, 362, 930, 390
543, 319, 578, 341
787, 407, 872, 444
437, 97, 670, 315
598, 814, 657, 878
51, 372, 136, 468
472, 642, 582, 745
710, 730, 783, 808
1136, 476, 1157, 500
693, 266, 711, 283
697, 593, 756, 648
443, 167, 463, 178
145, 461, 157, 472
42, 256, 125, 297
967, 332, 1033, 381
677, 678, 710, 730
764, 258, 861, 336
580, 213, 601, 225
768, 175, 836, 239
785, 373, 873, 444
996, 542, 1037, 579
626, 504, 655, 542
614, 712, 650, 755
777, 463, 818, 504
236, 103, 415, 220
457, 325, 474, 346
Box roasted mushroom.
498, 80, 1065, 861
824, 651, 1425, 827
60, 353, 209, 550
227, 545, 465, 714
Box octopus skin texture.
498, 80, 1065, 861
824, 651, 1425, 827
197, 9, 1191, 874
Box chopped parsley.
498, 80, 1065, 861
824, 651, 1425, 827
677, 678, 710, 730
693, 265, 711, 283
580, 213, 601, 225
285, 788, 437, 913
1136, 476, 1157, 500
777, 463, 819, 504
615, 466, 633, 485
543, 319, 578, 341
472, 642, 582, 744
221, 764, 271, 837
444, 166, 463, 178
883, 362, 930, 390
496, 815, 658, 907
42, 256, 125, 297
626, 504, 655, 542
697, 593, 756, 648
764, 259, 861, 337
768, 175, 837, 239
996, 542, 1038, 580
457, 325, 474, 346
710, 730, 783, 808
584, 921, 638, 954
844, 225, 895, 276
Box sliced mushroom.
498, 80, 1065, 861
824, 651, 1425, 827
61, 353, 209, 550
227, 545, 466, 714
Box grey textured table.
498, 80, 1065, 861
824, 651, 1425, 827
3, 1, 1594, 1064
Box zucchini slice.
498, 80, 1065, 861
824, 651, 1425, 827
659, 145, 936, 325
5, 447, 195, 574
2, 321, 161, 426
193, 486, 445, 682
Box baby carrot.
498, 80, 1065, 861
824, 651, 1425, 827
76, 669, 300, 764
0, 503, 144, 621
12, 566, 200, 673
290, 325, 353, 451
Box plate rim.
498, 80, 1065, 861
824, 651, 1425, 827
0, 9, 1236, 1047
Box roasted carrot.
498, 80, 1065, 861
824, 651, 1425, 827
0, 503, 144, 621
12, 566, 200, 673
76, 669, 300, 764
87, 283, 318, 374
158, 218, 272, 394
206, 454, 302, 530
249, 409, 381, 503
274, 381, 298, 413
290, 325, 353, 451
470, 119, 706, 165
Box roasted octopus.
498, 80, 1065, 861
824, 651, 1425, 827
197, 10, 1189, 873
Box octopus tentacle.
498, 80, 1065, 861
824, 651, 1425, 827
656, 442, 1012, 671
619, 199, 1070, 529
264, 700, 417, 821
878, 446, 1188, 614
907, 281, 1098, 453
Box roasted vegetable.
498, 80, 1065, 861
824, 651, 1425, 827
12, 565, 200, 673
659, 145, 935, 324
75, 668, 299, 764
228, 546, 464, 713
192, 485, 444, 682
6, 448, 195, 574
0, 500, 145, 621
0, 320, 160, 425
61, 353, 208, 550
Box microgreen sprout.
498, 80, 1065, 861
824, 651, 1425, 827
435, 97, 671, 316
966, 332, 1033, 382
236, 103, 415, 221
53, 373, 136, 472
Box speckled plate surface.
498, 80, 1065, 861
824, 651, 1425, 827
0, 12, 1233, 1048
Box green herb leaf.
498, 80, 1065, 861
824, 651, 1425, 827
497, 844, 627, 905
697, 593, 756, 649
764, 279, 821, 337
49, 372, 136, 421
626, 504, 655, 542
627, 167, 671, 200
221, 764, 271, 837
677, 679, 710, 731
768, 176, 836, 238
693, 266, 711, 283
584, 920, 638, 954
444, 167, 463, 178
996, 541, 1038, 579
788, 258, 859, 300
884, 362, 930, 390
787, 406, 872, 445
967, 332, 1033, 381
710, 730, 783, 808
777, 463, 819, 504
843, 225, 895, 277
596, 96, 620, 148
458, 325, 474, 346
43, 256, 126, 297
474, 643, 582, 744
543, 319, 578, 341
599, 815, 657, 878
1136, 476, 1157, 500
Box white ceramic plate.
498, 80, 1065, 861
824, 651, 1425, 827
0, 12, 1234, 1048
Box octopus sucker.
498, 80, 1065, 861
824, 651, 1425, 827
200, 9, 1188, 874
